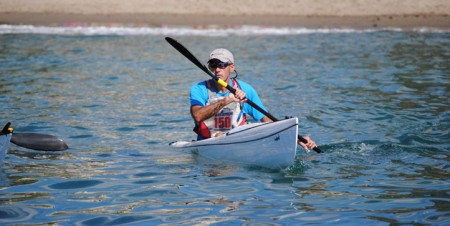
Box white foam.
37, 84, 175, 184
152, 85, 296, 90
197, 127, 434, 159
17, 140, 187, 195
0, 24, 448, 36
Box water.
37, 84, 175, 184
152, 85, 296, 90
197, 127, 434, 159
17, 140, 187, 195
0, 25, 449, 225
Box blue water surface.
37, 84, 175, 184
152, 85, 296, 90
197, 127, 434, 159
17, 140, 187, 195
0, 27, 449, 225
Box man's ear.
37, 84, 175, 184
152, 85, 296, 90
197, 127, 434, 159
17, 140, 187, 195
229, 64, 236, 72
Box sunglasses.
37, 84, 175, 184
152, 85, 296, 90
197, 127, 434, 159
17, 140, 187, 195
208, 60, 231, 69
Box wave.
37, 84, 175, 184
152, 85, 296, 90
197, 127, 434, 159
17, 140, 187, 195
0, 24, 448, 36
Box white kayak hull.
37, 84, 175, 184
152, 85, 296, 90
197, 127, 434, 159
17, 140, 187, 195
0, 133, 12, 166
170, 117, 298, 169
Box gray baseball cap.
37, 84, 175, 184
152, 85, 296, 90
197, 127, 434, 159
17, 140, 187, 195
208, 48, 234, 63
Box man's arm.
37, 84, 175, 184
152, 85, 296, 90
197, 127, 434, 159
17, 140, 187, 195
260, 116, 273, 123
190, 97, 233, 123
191, 84, 247, 123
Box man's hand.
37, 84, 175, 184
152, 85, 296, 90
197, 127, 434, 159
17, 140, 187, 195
299, 136, 317, 150
228, 85, 247, 103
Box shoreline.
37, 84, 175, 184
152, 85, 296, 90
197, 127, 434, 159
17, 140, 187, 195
0, 13, 449, 29
1, 0, 449, 29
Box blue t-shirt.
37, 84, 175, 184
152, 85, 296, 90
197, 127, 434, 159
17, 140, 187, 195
190, 78, 267, 121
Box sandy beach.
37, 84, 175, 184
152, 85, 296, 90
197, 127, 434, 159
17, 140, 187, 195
0, 0, 449, 28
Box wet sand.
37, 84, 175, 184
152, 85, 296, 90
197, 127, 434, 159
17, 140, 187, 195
0, 0, 449, 28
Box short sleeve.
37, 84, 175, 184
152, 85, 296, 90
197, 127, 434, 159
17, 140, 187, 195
190, 81, 208, 107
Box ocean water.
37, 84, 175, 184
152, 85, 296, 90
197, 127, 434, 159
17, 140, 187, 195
0, 25, 449, 225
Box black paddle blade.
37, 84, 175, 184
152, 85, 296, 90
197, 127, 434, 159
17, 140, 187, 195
11, 133, 69, 151
165, 37, 213, 77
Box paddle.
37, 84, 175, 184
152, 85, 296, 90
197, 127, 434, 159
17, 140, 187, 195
2, 122, 69, 151
165, 37, 322, 153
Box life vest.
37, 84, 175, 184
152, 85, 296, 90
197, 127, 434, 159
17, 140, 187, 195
194, 78, 247, 139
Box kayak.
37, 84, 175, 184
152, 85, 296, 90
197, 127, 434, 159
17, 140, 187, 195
1, 122, 70, 166
1, 122, 62, 167
170, 117, 298, 169
0, 123, 12, 166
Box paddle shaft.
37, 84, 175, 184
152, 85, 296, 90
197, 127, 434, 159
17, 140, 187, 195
165, 37, 322, 153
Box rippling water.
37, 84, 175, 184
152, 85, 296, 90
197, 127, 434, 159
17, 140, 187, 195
0, 26, 449, 225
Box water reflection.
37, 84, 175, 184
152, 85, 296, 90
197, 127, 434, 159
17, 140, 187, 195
0, 206, 38, 223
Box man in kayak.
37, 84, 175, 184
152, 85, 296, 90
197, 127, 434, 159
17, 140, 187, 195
189, 48, 317, 150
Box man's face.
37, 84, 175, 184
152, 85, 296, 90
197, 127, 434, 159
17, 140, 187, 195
208, 59, 235, 81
